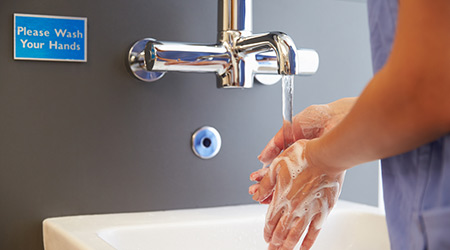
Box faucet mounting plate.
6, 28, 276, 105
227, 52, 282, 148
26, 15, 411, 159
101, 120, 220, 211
128, 39, 165, 82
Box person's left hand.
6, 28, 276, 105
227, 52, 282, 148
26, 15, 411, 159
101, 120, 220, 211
257, 98, 356, 166
251, 140, 345, 250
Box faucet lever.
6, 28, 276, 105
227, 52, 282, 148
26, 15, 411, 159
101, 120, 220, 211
255, 49, 319, 85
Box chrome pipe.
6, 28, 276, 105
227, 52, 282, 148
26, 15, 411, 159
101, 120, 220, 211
145, 41, 230, 74
219, 0, 252, 33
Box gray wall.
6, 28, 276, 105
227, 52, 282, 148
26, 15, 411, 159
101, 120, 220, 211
0, 0, 376, 249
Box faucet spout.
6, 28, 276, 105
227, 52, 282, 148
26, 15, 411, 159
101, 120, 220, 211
236, 32, 298, 75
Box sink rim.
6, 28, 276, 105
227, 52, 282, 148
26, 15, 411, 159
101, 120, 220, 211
43, 200, 385, 250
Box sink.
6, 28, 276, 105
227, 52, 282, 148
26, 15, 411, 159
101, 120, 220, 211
43, 200, 390, 250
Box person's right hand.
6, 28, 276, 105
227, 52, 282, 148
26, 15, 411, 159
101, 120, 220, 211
253, 140, 346, 250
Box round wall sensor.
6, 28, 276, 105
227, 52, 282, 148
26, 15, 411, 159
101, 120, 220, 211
191, 126, 222, 159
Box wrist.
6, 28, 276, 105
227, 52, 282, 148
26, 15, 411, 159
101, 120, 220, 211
329, 97, 357, 117
305, 138, 346, 175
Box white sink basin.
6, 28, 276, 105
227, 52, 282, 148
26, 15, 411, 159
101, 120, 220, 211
43, 200, 390, 250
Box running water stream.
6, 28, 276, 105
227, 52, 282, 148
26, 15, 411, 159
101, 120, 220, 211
282, 75, 295, 149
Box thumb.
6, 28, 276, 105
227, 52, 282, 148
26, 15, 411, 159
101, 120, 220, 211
253, 162, 282, 202
259, 115, 312, 165
258, 128, 285, 165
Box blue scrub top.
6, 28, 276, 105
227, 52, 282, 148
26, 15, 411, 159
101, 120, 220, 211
368, 0, 450, 249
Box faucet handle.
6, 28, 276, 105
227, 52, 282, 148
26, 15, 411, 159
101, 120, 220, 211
296, 49, 319, 75
255, 48, 319, 85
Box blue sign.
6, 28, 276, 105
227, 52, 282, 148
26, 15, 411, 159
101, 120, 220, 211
14, 13, 87, 62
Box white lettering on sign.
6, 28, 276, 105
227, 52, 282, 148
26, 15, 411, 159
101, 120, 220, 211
20, 39, 45, 49
49, 41, 81, 51
54, 29, 83, 39
17, 26, 50, 37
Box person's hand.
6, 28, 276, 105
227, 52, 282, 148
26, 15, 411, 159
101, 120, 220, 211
258, 98, 356, 165
253, 140, 345, 250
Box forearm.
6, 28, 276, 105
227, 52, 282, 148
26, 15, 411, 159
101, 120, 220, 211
309, 64, 450, 173
307, 0, 450, 173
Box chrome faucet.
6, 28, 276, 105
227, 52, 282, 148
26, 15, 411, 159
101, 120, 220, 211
128, 0, 319, 88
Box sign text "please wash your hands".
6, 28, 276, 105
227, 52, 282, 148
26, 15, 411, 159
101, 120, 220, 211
14, 13, 87, 62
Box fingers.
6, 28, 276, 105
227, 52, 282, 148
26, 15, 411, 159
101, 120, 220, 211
253, 174, 275, 202
249, 183, 273, 204
248, 183, 259, 195
267, 214, 322, 250
258, 136, 284, 165
277, 217, 308, 250
249, 167, 270, 202
264, 206, 284, 243
249, 167, 271, 202
269, 214, 295, 249
299, 215, 322, 250
250, 167, 270, 182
